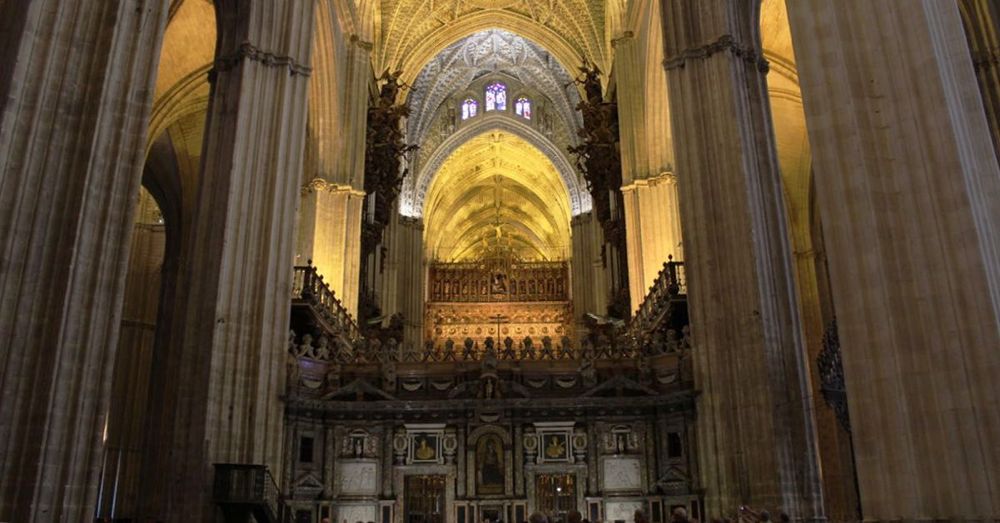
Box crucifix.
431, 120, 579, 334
490, 313, 509, 340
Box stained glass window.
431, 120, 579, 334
485, 82, 506, 111
515, 97, 531, 119
462, 98, 478, 120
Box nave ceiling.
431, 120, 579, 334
423, 131, 572, 263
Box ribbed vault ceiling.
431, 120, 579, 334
424, 131, 571, 262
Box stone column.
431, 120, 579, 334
298, 180, 365, 317
297, 24, 372, 318
786, 1, 1000, 519
661, 1, 823, 518
138, 1, 317, 520
621, 174, 683, 312
0, 1, 168, 520
615, 1, 682, 313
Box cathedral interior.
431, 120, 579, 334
1, 1, 999, 522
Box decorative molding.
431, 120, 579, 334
212, 42, 312, 79
301, 177, 367, 196
663, 34, 769, 73
611, 31, 635, 48
350, 34, 374, 52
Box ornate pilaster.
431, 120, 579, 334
138, 1, 317, 520
661, 1, 823, 519
787, 1, 1000, 519
0, 1, 169, 520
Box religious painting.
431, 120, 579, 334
543, 433, 568, 461
410, 433, 440, 463
476, 435, 505, 495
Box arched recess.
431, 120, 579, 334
147, 0, 216, 152
403, 114, 590, 217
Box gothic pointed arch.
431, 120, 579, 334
402, 115, 590, 217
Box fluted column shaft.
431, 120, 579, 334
0, 1, 168, 520
661, 1, 823, 518
138, 1, 316, 520
786, 1, 1000, 519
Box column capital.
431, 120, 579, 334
611, 31, 636, 48
663, 34, 769, 73
350, 34, 375, 52
211, 41, 313, 82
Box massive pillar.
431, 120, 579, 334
139, 1, 316, 520
614, 3, 684, 312
660, 1, 823, 518
297, 16, 372, 318
0, 1, 168, 520
786, 1, 1000, 519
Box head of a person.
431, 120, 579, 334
759, 511, 771, 522
567, 510, 583, 523
529, 512, 549, 523
670, 507, 688, 523
778, 513, 790, 523
634, 510, 648, 523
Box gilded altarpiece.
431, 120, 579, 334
426, 262, 573, 348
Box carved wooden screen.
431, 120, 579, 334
429, 262, 569, 303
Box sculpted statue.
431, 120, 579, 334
540, 336, 554, 360
502, 336, 516, 359
315, 335, 331, 360
520, 337, 535, 360
462, 338, 476, 360
559, 336, 574, 359
298, 334, 314, 358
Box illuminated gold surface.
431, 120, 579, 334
423, 131, 572, 263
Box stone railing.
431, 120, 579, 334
291, 263, 361, 342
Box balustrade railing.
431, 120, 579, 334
292, 264, 361, 342
288, 329, 691, 367
630, 257, 685, 336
